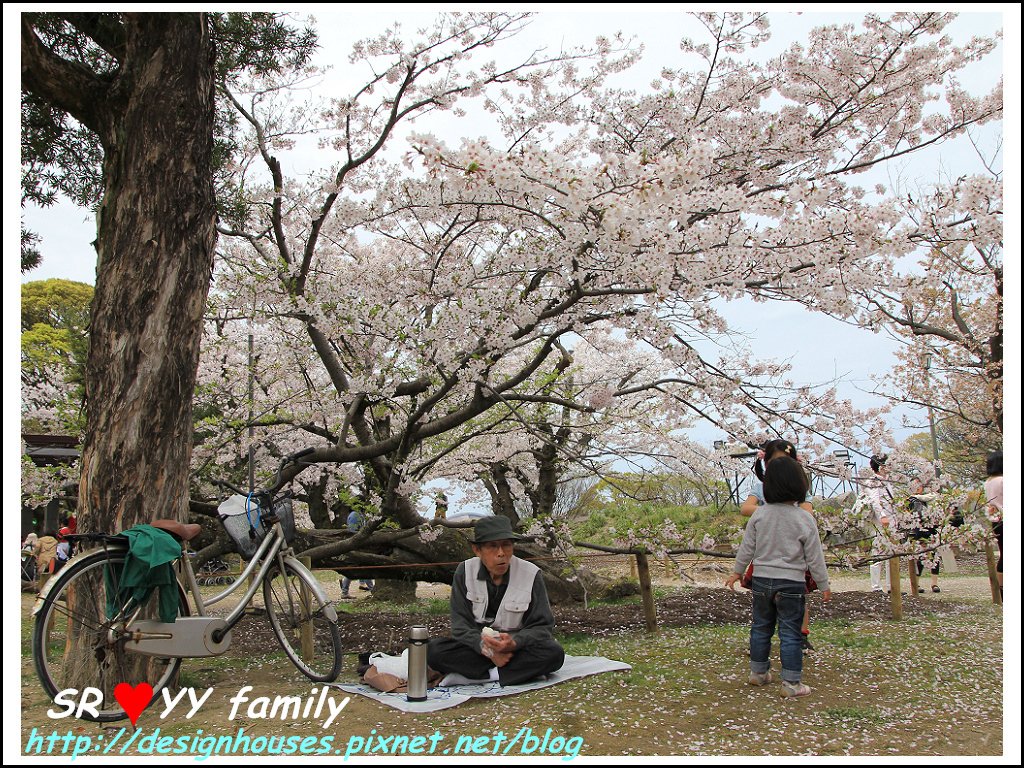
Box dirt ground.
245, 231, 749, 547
18, 553, 1005, 759
252, 582, 976, 655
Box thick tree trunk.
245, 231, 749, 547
302, 475, 348, 529
990, 267, 1003, 435
370, 580, 419, 603
76, 15, 217, 531
481, 463, 519, 523
530, 440, 559, 517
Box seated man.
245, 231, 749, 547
428, 516, 565, 687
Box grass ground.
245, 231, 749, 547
18, 560, 1005, 759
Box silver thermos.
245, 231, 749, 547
406, 625, 429, 701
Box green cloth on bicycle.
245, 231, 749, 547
105, 525, 182, 623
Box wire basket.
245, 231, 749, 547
218, 495, 296, 560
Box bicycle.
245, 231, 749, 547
31, 448, 342, 722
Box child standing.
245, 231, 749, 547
727, 456, 832, 697
740, 439, 817, 649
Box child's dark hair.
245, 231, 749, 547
870, 454, 888, 473
763, 456, 809, 504
753, 439, 798, 481
986, 451, 1002, 477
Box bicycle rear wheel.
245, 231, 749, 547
32, 548, 187, 722
262, 560, 342, 681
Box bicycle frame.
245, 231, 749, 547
179, 519, 288, 623
38, 518, 337, 660
135, 519, 336, 658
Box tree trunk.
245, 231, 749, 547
302, 475, 348, 529
481, 463, 519, 523
370, 579, 418, 604
989, 267, 1003, 435
530, 440, 560, 517
76, 14, 217, 532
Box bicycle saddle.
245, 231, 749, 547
150, 519, 202, 542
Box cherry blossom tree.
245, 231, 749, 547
25, 13, 999, 570
869, 174, 1002, 456
192, 12, 1000, 589
27, 12, 992, 584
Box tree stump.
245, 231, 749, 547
370, 579, 418, 604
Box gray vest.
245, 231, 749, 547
464, 556, 539, 632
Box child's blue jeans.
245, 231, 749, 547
749, 576, 807, 683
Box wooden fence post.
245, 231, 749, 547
888, 556, 903, 620
630, 555, 638, 580
634, 552, 658, 633
985, 543, 1002, 606
907, 556, 920, 597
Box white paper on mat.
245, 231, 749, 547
331, 654, 632, 713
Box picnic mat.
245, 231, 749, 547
331, 654, 632, 712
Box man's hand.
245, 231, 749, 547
482, 631, 517, 667
724, 573, 741, 591
822, 589, 832, 603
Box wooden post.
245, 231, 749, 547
630, 555, 638, 580
663, 556, 671, 575
985, 543, 1002, 606
634, 552, 657, 633
300, 556, 314, 660
888, 556, 903, 620
907, 556, 920, 597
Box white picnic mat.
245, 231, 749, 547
331, 654, 631, 713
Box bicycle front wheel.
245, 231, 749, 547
262, 560, 342, 681
32, 548, 186, 722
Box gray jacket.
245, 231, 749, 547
733, 502, 830, 591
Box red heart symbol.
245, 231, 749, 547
114, 682, 154, 727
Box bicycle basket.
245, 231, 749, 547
217, 494, 296, 560
273, 497, 297, 545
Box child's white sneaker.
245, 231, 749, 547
748, 671, 773, 686
781, 681, 811, 698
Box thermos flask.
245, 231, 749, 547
407, 625, 429, 701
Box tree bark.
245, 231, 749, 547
69, 15, 217, 531
481, 463, 519, 523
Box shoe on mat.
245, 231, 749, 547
439, 672, 492, 687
